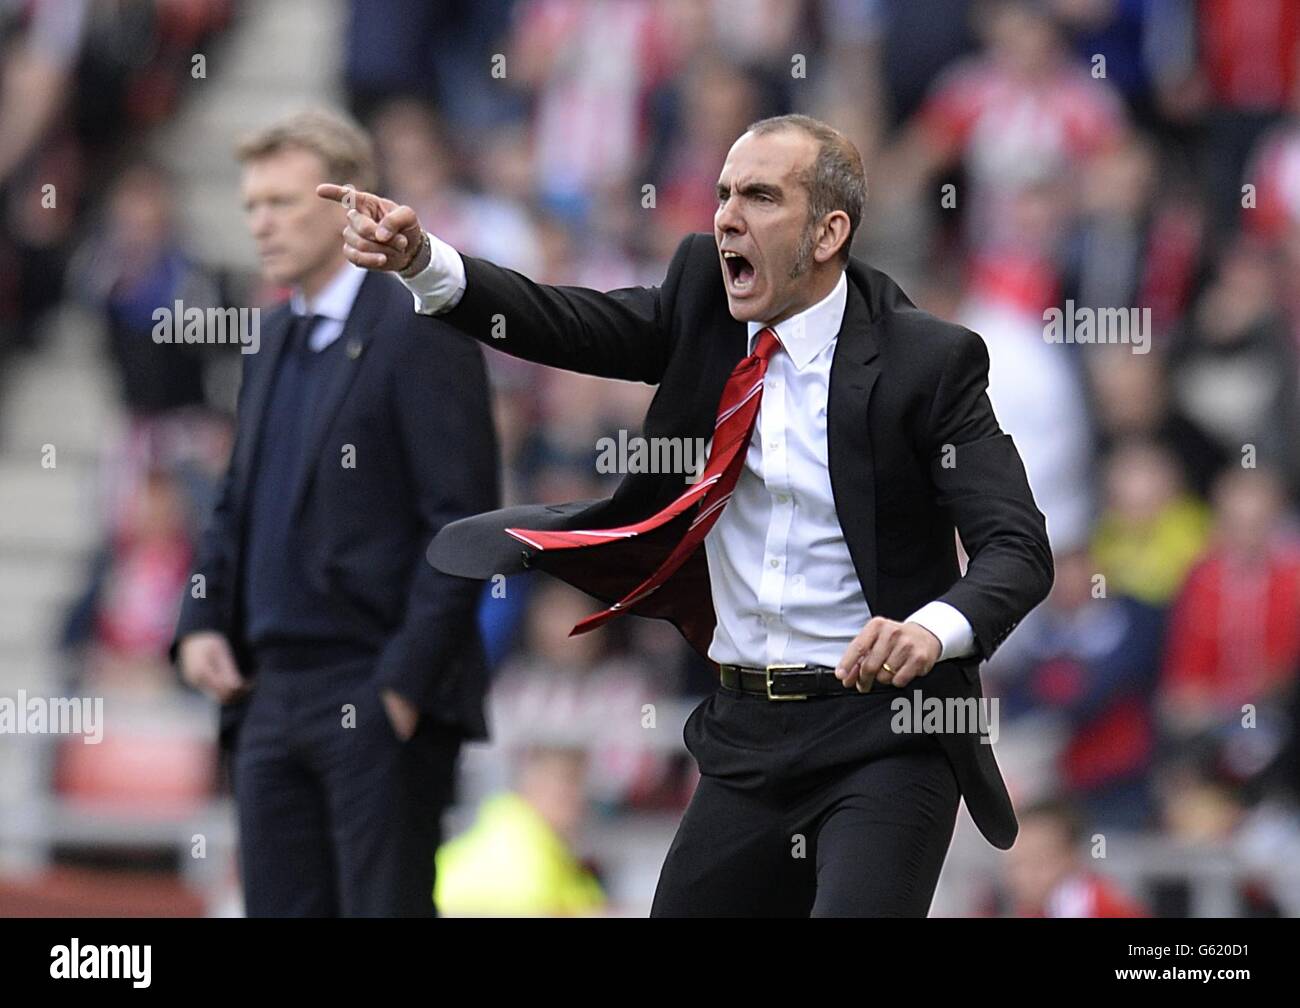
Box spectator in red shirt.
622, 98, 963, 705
891, 0, 1127, 253
1199, 0, 1300, 115
1002, 799, 1148, 917
1161, 466, 1300, 737
1186, 0, 1300, 238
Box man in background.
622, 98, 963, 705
1002, 800, 1147, 917
435, 745, 605, 916
173, 109, 498, 916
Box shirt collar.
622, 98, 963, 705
289, 261, 367, 322
746, 270, 848, 370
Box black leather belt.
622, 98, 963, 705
718, 663, 866, 700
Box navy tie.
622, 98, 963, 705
288, 312, 325, 355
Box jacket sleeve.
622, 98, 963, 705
370, 325, 501, 714
926, 328, 1055, 661
429, 234, 700, 384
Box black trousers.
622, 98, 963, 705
651, 679, 961, 917
231, 655, 460, 916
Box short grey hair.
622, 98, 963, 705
744, 114, 867, 264
236, 108, 377, 191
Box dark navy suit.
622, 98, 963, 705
174, 269, 498, 916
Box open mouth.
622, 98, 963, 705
722, 250, 756, 293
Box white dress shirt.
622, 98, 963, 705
702, 272, 974, 667
402, 233, 469, 316
289, 261, 368, 350
399, 237, 975, 666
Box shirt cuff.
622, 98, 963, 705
905, 601, 976, 662
398, 231, 467, 315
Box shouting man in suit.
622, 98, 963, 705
174, 109, 498, 916
322, 113, 1053, 916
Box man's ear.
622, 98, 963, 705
814, 210, 851, 263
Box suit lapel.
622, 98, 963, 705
827, 278, 882, 613
290, 272, 383, 517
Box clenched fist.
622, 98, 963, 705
179, 631, 249, 704
835, 617, 942, 691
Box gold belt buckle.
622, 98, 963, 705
765, 663, 810, 701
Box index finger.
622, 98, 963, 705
316, 182, 354, 204
836, 617, 885, 678
316, 183, 382, 219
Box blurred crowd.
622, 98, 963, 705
4, 0, 1300, 916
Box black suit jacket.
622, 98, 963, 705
423, 233, 1053, 848
174, 271, 499, 748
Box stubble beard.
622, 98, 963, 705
788, 220, 816, 281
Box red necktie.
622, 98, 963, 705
505, 327, 783, 636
